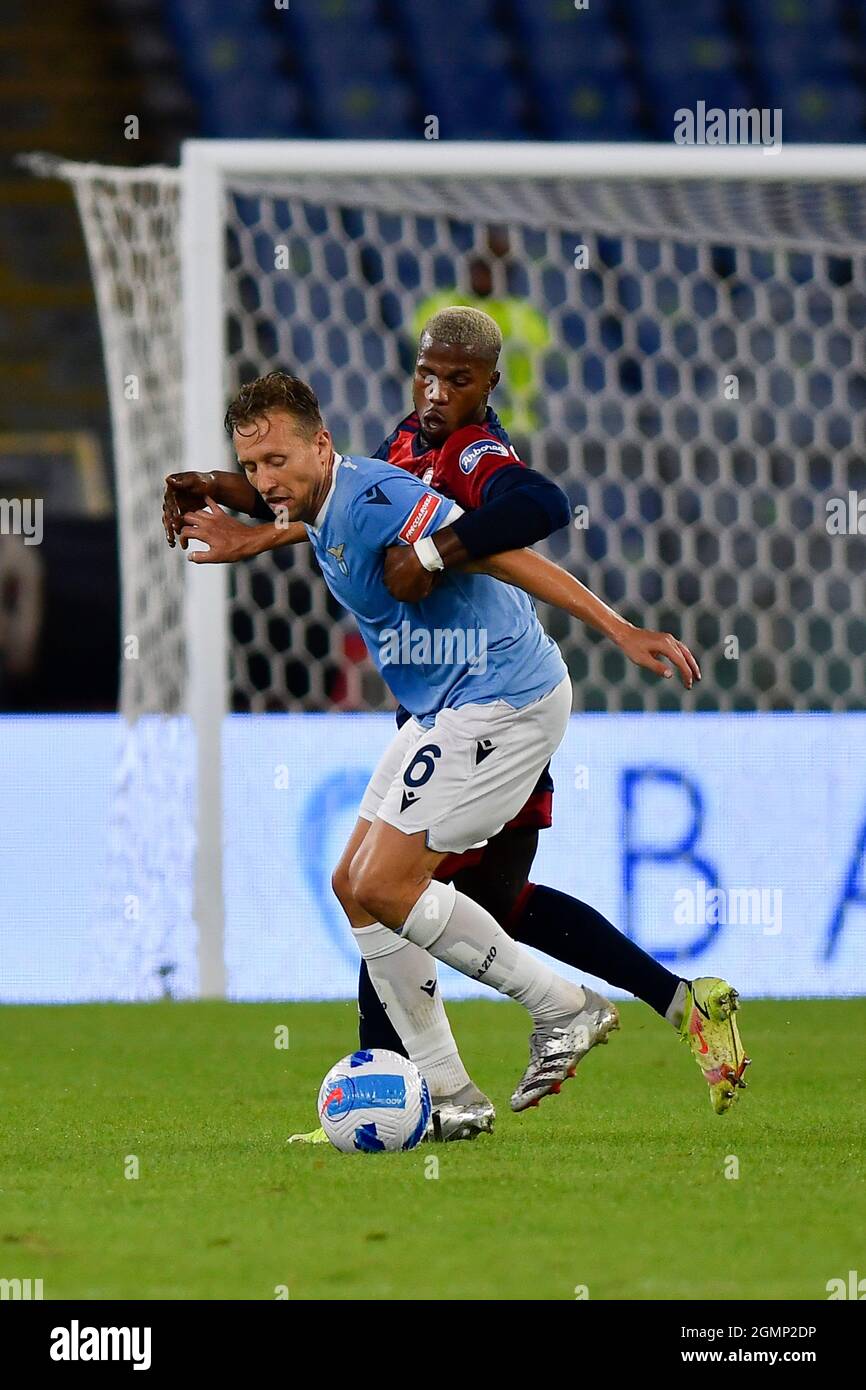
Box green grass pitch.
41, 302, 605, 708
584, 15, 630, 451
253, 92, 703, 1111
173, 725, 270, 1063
1, 998, 862, 1300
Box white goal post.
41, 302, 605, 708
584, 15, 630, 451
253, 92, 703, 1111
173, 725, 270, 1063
31, 140, 866, 1000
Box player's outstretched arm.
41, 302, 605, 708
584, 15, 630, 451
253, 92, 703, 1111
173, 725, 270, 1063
468, 547, 701, 689
178, 497, 308, 563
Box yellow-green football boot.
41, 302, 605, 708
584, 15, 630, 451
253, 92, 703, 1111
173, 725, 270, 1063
287, 1126, 330, 1145
679, 977, 750, 1114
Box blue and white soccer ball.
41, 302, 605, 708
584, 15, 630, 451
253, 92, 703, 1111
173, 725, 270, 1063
317, 1048, 432, 1153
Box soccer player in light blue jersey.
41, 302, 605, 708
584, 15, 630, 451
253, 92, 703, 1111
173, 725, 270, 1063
295, 448, 566, 729
220, 371, 623, 1118
170, 317, 748, 1135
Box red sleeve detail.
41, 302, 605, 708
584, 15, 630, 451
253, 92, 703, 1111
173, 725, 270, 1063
434, 426, 524, 511
397, 491, 444, 544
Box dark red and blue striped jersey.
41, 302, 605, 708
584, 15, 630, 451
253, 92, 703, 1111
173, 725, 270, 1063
374, 407, 524, 512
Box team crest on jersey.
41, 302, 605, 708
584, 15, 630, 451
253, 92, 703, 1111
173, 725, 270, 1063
459, 438, 510, 474
327, 543, 348, 576
422, 466, 434, 484
398, 491, 442, 544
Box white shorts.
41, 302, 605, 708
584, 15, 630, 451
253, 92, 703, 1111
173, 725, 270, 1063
358, 674, 572, 855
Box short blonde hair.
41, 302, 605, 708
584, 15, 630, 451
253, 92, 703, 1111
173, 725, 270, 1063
420, 305, 502, 364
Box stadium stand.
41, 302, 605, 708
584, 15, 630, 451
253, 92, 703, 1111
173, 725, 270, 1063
155, 0, 866, 144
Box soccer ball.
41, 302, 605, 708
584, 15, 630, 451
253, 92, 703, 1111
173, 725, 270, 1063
317, 1048, 432, 1153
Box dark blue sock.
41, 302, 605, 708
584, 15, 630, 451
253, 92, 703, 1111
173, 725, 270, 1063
511, 884, 685, 1020
357, 959, 408, 1056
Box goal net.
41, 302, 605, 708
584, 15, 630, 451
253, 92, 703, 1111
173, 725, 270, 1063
40, 142, 866, 998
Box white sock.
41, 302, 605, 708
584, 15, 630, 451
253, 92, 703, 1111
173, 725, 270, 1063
401, 882, 586, 1028
354, 922, 474, 1100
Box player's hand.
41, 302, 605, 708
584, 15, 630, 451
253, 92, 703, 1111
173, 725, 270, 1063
615, 625, 702, 689
383, 544, 438, 602
163, 472, 216, 549
179, 497, 255, 564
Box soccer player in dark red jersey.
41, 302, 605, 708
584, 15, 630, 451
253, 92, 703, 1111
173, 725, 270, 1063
164, 308, 748, 1134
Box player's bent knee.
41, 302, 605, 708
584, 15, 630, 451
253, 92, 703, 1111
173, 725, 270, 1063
332, 861, 381, 931
330, 858, 354, 912
348, 867, 389, 922
347, 854, 395, 926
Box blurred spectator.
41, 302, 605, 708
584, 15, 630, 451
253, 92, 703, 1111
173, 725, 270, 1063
412, 229, 551, 438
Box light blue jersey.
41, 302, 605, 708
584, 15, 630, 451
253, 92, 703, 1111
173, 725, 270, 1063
306, 454, 568, 727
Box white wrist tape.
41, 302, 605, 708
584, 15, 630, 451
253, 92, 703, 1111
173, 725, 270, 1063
413, 535, 445, 572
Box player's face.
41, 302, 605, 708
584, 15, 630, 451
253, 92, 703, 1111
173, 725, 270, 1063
413, 340, 500, 446
234, 411, 333, 523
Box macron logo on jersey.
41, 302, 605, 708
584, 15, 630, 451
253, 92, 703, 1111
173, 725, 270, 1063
398, 491, 442, 544
459, 438, 510, 474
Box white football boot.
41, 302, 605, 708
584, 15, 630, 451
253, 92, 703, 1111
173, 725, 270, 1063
424, 1083, 495, 1142
511, 986, 620, 1112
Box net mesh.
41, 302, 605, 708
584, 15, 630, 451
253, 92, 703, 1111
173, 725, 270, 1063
60, 163, 866, 718
69, 165, 186, 718
222, 172, 866, 714
62, 164, 197, 998
53, 160, 866, 724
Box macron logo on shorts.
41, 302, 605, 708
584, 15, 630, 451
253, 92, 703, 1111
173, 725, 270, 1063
399, 492, 442, 544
